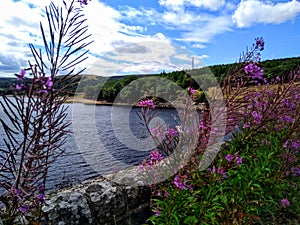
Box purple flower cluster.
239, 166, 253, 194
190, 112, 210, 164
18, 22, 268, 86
199, 121, 206, 129
167, 127, 178, 138
151, 127, 178, 139
225, 154, 233, 162
235, 156, 243, 165
281, 115, 294, 123
208, 154, 243, 182
208, 166, 227, 182
225, 154, 243, 165
15, 69, 26, 81
16, 83, 27, 91
12, 69, 27, 91
139, 99, 155, 109
280, 198, 290, 207
13, 69, 28, 91
37, 76, 53, 93
10, 182, 46, 215
38, 193, 45, 204
275, 76, 281, 82
255, 37, 264, 51
284, 140, 299, 153
242, 81, 299, 131
13, 69, 54, 94
138, 150, 163, 170
282, 99, 295, 110
150, 150, 163, 163
283, 140, 299, 165
173, 175, 192, 190
78, 0, 90, 6
19, 204, 30, 213
286, 167, 300, 177
37, 183, 45, 204
11, 188, 31, 214
251, 111, 263, 125
217, 167, 227, 179
187, 87, 197, 94
244, 63, 264, 80
155, 208, 160, 216
199, 120, 211, 132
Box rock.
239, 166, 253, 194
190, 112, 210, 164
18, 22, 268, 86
42, 177, 151, 225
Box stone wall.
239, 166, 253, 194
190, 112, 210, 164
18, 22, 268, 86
42, 177, 152, 225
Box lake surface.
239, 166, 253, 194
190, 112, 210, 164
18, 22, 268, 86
0, 101, 181, 191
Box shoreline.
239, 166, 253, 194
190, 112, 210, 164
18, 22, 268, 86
66, 96, 207, 110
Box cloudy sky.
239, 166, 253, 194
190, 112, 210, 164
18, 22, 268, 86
0, 0, 300, 76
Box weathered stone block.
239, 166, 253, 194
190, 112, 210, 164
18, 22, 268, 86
41, 177, 151, 225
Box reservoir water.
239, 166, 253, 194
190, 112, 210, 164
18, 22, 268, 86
0, 101, 181, 191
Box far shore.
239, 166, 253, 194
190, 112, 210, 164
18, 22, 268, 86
66, 96, 207, 110
66, 97, 114, 105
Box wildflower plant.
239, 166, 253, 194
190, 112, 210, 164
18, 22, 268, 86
138, 87, 200, 164
0, 0, 92, 224
137, 98, 181, 186
143, 38, 300, 224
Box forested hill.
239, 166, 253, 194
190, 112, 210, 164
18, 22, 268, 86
1, 56, 299, 99
208, 56, 300, 79
75, 56, 300, 101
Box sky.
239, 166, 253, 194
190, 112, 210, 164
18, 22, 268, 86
0, 0, 300, 77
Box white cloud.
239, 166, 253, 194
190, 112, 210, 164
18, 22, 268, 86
20, 0, 64, 7
87, 41, 200, 75
0, 0, 232, 77
82, 1, 232, 74
0, 0, 41, 47
233, 0, 300, 28
129, 7, 233, 48
88, 41, 177, 75
185, 0, 226, 11
158, 0, 184, 11
178, 15, 232, 42
158, 0, 225, 11
0, 0, 44, 75
81, 1, 172, 59
0, 0, 173, 76
192, 43, 206, 49
162, 11, 209, 27
198, 54, 209, 59
174, 53, 193, 61
119, 3, 232, 50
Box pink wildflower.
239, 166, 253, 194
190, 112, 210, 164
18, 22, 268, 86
280, 199, 290, 207
225, 154, 233, 162
15, 69, 26, 81
187, 87, 196, 94
139, 99, 155, 109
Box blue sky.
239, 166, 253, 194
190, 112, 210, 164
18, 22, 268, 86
0, 0, 300, 76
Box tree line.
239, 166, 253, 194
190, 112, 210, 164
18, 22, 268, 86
1, 56, 299, 101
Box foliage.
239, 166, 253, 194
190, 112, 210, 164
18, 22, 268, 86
139, 38, 300, 225
1, 57, 299, 103
81, 55, 300, 103
263, 57, 300, 80
0, 0, 91, 224
147, 128, 299, 225
79, 75, 138, 100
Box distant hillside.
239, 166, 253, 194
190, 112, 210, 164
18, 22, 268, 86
207, 56, 300, 80
1, 56, 299, 97
262, 57, 300, 79
0, 77, 17, 95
